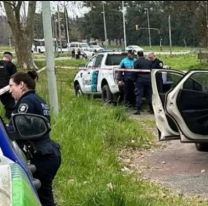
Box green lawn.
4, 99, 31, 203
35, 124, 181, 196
1, 45, 208, 205
34, 67, 208, 206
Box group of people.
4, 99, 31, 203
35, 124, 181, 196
0, 51, 61, 206
118, 50, 163, 115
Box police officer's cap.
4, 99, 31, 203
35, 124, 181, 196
3, 51, 13, 57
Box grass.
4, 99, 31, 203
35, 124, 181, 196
32, 67, 208, 206
1, 45, 208, 205
158, 54, 208, 70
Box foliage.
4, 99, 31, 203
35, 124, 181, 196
3, 1, 37, 70
77, 1, 208, 47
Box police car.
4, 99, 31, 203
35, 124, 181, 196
73, 51, 128, 103
151, 69, 208, 151
0, 113, 50, 206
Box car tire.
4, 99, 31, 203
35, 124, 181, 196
195, 143, 208, 151
75, 84, 83, 96
102, 84, 112, 103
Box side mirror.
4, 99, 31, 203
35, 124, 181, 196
11, 113, 51, 140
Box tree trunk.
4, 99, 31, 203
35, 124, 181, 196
3, 1, 38, 70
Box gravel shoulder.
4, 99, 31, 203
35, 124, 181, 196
120, 112, 208, 199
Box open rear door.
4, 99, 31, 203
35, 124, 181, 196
151, 69, 184, 141
165, 70, 208, 142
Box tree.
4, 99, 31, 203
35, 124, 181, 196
3, 1, 37, 70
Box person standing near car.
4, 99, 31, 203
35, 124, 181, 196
134, 51, 152, 115
0, 51, 17, 119
148, 52, 164, 92
8, 71, 61, 206
118, 50, 135, 107
148, 52, 163, 69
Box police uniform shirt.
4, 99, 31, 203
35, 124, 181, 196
13, 90, 50, 120
119, 57, 135, 80
11, 90, 54, 155
150, 58, 163, 69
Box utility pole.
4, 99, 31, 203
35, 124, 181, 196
64, 1, 70, 48
145, 8, 151, 49
57, 4, 62, 53
122, 1, 127, 50
102, 1, 108, 45
168, 15, 172, 55
42, 1, 59, 114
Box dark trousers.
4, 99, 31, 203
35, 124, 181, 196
32, 152, 61, 206
123, 79, 135, 106
0, 92, 15, 119
135, 77, 152, 111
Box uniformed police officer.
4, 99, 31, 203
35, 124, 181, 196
134, 51, 152, 115
148, 52, 164, 93
118, 50, 135, 107
0, 51, 17, 119
9, 71, 61, 206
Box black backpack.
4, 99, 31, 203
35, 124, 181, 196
0, 60, 11, 88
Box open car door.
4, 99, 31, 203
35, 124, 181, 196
165, 70, 208, 145
151, 69, 184, 141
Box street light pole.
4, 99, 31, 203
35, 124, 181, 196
168, 15, 172, 55
64, 1, 70, 46
145, 8, 151, 49
102, 2, 108, 45
57, 4, 62, 53
122, 1, 127, 50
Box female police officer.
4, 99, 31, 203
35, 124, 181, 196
9, 71, 61, 206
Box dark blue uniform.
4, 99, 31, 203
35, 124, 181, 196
11, 90, 61, 206
149, 58, 163, 69
150, 58, 164, 93
0, 60, 16, 119
134, 57, 152, 113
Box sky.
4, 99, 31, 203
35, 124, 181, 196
37, 1, 90, 18
0, 1, 90, 19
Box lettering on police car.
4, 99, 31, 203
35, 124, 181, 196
18, 103, 29, 113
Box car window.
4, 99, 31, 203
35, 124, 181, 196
94, 55, 103, 68
156, 71, 183, 93
105, 54, 127, 65
86, 56, 96, 68
183, 73, 205, 91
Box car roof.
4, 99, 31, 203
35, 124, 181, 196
96, 51, 127, 55
127, 45, 141, 47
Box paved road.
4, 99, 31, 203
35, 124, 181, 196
122, 112, 208, 198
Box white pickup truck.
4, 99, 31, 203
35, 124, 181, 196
73, 51, 127, 103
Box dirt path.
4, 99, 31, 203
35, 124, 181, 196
120, 112, 208, 198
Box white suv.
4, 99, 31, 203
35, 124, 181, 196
73, 51, 127, 103
151, 69, 208, 151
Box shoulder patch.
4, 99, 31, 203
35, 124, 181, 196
18, 103, 29, 113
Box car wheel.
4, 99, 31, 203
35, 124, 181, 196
75, 84, 83, 96
195, 143, 208, 151
102, 84, 112, 103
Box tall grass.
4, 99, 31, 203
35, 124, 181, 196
34, 68, 208, 206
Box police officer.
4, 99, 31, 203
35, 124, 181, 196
148, 52, 163, 69
118, 50, 135, 107
134, 51, 152, 115
9, 71, 61, 206
148, 52, 164, 92
0, 51, 17, 119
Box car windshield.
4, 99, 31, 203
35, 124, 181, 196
105, 54, 127, 65
80, 43, 89, 48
